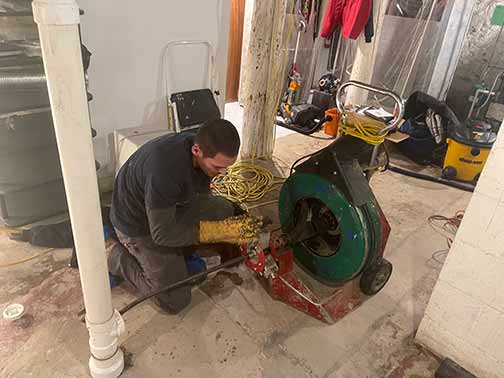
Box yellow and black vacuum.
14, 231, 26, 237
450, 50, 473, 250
442, 119, 498, 183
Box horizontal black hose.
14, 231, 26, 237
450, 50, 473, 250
77, 254, 249, 319
388, 164, 475, 192
276, 116, 331, 136
118, 254, 248, 315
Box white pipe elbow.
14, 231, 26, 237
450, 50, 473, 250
86, 310, 125, 360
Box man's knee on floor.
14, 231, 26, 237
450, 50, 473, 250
106, 241, 129, 277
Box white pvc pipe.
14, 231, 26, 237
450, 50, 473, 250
32, 1, 124, 377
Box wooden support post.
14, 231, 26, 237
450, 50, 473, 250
238, 0, 255, 104
241, 0, 289, 159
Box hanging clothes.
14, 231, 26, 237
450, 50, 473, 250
341, 0, 372, 39
320, 0, 344, 39
320, 0, 372, 40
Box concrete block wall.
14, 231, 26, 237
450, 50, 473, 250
416, 123, 504, 378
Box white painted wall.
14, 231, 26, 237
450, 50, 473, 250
77, 0, 230, 176
416, 123, 504, 378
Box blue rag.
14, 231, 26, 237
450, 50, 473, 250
185, 253, 207, 275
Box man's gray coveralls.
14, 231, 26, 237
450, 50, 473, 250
109, 133, 233, 313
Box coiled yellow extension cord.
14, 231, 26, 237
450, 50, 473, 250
212, 161, 285, 210
339, 112, 388, 146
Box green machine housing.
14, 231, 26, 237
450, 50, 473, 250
279, 136, 392, 291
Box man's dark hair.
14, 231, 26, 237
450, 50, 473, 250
195, 119, 240, 157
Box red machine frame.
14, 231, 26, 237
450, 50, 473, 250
243, 208, 391, 324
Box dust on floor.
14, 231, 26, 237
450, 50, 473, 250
0, 132, 471, 378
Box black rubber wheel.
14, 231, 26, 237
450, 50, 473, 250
360, 258, 393, 295
442, 166, 457, 180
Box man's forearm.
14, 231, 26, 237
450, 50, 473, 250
147, 206, 199, 247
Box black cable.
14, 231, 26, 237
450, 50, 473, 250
276, 116, 332, 136
289, 135, 339, 176
119, 254, 248, 315
77, 254, 249, 318
289, 133, 341, 176
304, 134, 336, 141
387, 164, 475, 192
289, 151, 320, 176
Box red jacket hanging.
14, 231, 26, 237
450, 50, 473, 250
320, 0, 344, 39
320, 0, 372, 40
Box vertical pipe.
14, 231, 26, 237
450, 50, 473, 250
31, 1, 124, 377
331, 33, 343, 75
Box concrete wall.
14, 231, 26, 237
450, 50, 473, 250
446, 0, 504, 120
77, 0, 230, 177
416, 123, 504, 377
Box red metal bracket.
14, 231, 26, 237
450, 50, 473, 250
241, 244, 266, 273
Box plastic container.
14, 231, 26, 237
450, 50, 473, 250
442, 138, 491, 182
324, 108, 340, 137
3, 303, 25, 321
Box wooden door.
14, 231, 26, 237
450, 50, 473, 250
226, 0, 246, 102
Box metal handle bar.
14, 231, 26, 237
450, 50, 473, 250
163, 40, 215, 97
336, 80, 405, 135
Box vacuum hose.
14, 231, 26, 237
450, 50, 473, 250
0, 68, 46, 90
276, 115, 332, 136
387, 164, 475, 193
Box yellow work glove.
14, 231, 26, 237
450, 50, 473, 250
199, 215, 263, 245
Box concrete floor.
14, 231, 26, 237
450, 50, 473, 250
0, 132, 471, 378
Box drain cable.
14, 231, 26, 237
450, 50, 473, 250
77, 254, 249, 319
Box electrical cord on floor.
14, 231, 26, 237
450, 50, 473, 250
428, 211, 464, 247
430, 249, 450, 265
427, 211, 465, 264
0, 247, 56, 268
212, 161, 285, 210
0, 226, 22, 236
0, 226, 57, 268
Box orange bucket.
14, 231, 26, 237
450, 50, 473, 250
324, 108, 340, 137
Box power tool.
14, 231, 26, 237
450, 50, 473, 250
244, 81, 405, 323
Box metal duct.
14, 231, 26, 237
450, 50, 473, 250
0, 67, 46, 89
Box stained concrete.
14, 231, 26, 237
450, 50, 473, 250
0, 132, 471, 378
